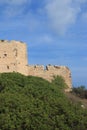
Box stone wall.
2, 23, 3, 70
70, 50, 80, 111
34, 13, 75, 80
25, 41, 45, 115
28, 65, 72, 90
0, 40, 72, 90
0, 40, 28, 75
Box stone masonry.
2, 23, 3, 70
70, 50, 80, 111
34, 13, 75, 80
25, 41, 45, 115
0, 40, 72, 90
0, 40, 28, 75
28, 65, 72, 91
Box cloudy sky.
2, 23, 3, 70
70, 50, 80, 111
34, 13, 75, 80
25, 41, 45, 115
0, 0, 87, 87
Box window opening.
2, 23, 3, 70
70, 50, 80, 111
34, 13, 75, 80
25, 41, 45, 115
7, 66, 9, 69
4, 54, 7, 57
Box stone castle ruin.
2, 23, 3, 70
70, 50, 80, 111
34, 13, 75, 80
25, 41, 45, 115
0, 40, 72, 90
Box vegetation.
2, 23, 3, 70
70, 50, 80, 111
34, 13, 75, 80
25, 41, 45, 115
0, 73, 87, 130
72, 86, 87, 99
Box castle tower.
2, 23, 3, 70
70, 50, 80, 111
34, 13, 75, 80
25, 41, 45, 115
0, 40, 28, 75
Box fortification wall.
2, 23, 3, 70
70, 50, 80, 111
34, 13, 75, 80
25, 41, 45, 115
28, 65, 72, 90
0, 40, 28, 75
0, 40, 72, 90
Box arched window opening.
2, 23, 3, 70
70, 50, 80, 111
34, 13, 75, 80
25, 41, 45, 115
7, 66, 9, 69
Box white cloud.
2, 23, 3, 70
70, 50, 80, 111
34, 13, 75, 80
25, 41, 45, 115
1, 0, 87, 35
0, 0, 31, 17
74, 0, 87, 4
29, 34, 54, 47
0, 0, 31, 18
38, 35, 53, 44
3, 6, 25, 17
0, 0, 29, 5
45, 0, 86, 35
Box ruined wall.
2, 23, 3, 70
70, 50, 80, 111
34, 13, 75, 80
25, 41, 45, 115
0, 40, 28, 75
28, 65, 72, 90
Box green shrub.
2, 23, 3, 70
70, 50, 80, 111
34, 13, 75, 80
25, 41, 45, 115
52, 75, 68, 89
72, 86, 87, 99
0, 73, 87, 130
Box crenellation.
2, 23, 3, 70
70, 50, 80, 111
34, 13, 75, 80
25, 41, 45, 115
0, 40, 72, 91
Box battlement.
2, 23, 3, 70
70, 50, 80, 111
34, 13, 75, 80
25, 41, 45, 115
0, 40, 72, 91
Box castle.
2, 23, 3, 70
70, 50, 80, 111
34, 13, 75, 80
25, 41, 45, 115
0, 40, 72, 91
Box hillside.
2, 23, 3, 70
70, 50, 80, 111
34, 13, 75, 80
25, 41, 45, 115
0, 73, 87, 130
65, 91, 87, 108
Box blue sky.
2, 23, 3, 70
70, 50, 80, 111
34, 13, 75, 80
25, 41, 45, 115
0, 0, 87, 87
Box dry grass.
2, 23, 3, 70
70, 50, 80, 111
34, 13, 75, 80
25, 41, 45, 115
65, 92, 87, 108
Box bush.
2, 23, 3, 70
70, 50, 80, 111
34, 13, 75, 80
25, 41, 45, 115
72, 86, 87, 99
52, 76, 68, 89
0, 73, 87, 130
